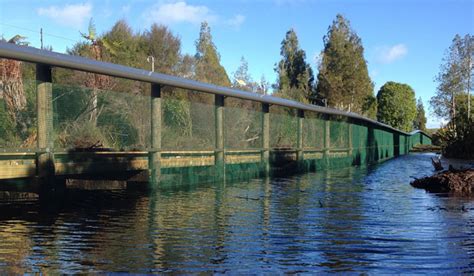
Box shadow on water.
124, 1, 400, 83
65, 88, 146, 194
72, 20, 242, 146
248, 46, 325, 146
1, 150, 473, 273
0, 149, 150, 201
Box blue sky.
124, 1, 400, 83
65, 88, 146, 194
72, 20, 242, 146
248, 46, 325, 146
1, 0, 473, 128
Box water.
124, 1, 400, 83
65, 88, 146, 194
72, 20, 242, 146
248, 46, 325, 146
0, 153, 473, 273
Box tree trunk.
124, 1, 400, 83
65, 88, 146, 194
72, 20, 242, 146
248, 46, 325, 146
89, 88, 98, 125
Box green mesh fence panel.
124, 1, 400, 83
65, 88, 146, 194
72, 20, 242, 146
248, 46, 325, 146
399, 135, 406, 155
350, 122, 368, 165
270, 106, 297, 148
52, 81, 151, 151
374, 129, 384, 160
224, 97, 262, 149
161, 88, 215, 150
303, 112, 324, 149
329, 117, 349, 149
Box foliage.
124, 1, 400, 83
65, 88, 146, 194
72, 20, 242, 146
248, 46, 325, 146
143, 24, 182, 74
0, 99, 16, 145
194, 22, 231, 87
376, 81, 417, 132
436, 124, 473, 159
430, 34, 473, 158
257, 75, 270, 95
163, 96, 192, 136
274, 29, 314, 103
233, 56, 259, 92
316, 14, 374, 113
362, 95, 377, 120
57, 120, 112, 149
413, 98, 427, 131
430, 34, 473, 121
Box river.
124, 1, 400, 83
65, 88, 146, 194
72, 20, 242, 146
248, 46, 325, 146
0, 153, 472, 273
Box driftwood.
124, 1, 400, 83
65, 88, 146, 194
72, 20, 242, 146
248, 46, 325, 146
431, 157, 444, 171
411, 168, 474, 196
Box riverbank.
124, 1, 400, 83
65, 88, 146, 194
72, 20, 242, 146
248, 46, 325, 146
410, 144, 441, 154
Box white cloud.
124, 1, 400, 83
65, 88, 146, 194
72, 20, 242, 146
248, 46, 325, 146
376, 44, 408, 64
144, 1, 245, 29
144, 1, 217, 25
37, 3, 92, 29
226, 14, 245, 29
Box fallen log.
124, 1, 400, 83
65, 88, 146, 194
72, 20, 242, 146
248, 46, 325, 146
411, 168, 474, 196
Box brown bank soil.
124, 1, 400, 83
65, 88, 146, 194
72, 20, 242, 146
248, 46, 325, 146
410, 144, 442, 153
411, 168, 474, 196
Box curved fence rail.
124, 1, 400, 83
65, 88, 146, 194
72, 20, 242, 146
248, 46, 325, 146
0, 42, 432, 187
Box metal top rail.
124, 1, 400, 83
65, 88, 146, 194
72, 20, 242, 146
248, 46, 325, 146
0, 42, 429, 137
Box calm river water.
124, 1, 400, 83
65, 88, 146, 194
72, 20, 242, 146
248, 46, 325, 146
0, 153, 473, 273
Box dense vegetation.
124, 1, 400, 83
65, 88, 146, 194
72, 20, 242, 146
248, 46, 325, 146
376, 82, 417, 132
413, 98, 427, 132
316, 15, 375, 118
430, 34, 473, 159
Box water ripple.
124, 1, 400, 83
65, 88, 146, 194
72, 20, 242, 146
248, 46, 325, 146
0, 153, 472, 273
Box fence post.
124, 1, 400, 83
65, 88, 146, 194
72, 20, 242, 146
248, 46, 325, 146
297, 109, 304, 171
261, 103, 270, 176
149, 83, 161, 185
323, 117, 330, 169
348, 123, 353, 156
36, 64, 55, 181
215, 95, 225, 179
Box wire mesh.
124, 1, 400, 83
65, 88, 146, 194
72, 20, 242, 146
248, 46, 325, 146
224, 97, 262, 149
329, 117, 350, 149
161, 87, 215, 151
303, 112, 324, 149
270, 106, 297, 148
52, 78, 151, 151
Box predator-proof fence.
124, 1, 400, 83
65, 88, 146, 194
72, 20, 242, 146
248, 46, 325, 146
0, 43, 432, 187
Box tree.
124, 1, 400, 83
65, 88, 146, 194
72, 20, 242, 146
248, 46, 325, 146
435, 93, 474, 158
316, 14, 374, 113
413, 97, 427, 131
376, 81, 417, 132
194, 21, 230, 87
362, 95, 377, 120
430, 34, 473, 123
0, 35, 28, 124
79, 18, 118, 124
143, 24, 182, 75
257, 75, 270, 95
232, 56, 258, 92
274, 28, 314, 103
102, 20, 137, 67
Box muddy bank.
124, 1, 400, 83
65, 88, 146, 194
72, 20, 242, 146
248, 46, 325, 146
411, 169, 474, 196
410, 144, 441, 153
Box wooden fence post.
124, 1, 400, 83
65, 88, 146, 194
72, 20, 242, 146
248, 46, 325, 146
323, 117, 330, 169
348, 123, 353, 156
297, 109, 304, 171
261, 103, 270, 176
36, 64, 55, 180
215, 95, 225, 179
149, 83, 161, 184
